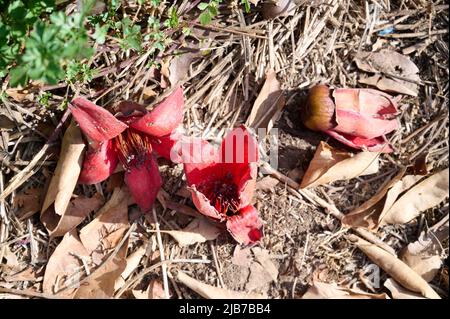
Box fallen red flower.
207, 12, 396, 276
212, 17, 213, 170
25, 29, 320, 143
183, 125, 263, 245
302, 84, 399, 152
69, 87, 184, 211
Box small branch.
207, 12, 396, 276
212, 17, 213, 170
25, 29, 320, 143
152, 208, 170, 299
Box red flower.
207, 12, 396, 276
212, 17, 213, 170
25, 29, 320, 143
69, 87, 184, 211
182, 126, 263, 245
302, 84, 399, 152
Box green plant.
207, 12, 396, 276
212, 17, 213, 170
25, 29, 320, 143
197, 0, 222, 25
241, 0, 251, 13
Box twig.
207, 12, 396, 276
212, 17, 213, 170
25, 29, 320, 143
152, 207, 170, 299
209, 242, 225, 288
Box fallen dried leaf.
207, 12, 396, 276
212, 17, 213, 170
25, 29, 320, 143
252, 247, 278, 283
5, 88, 35, 102
300, 141, 379, 188
161, 217, 221, 247
349, 235, 441, 299
262, 0, 296, 19
13, 187, 44, 220
176, 271, 267, 299
232, 246, 252, 267
343, 169, 424, 230
40, 121, 86, 236
256, 176, 279, 192
246, 69, 285, 131
3, 266, 40, 282
400, 214, 448, 282
383, 168, 449, 225
302, 280, 388, 299
42, 231, 90, 297
43, 187, 130, 298
132, 279, 166, 299
384, 278, 426, 299
355, 49, 420, 96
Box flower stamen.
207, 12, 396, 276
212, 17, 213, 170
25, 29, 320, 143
112, 128, 153, 168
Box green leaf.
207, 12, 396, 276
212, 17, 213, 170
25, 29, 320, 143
199, 11, 212, 25
93, 24, 108, 44
197, 2, 209, 10
9, 65, 29, 87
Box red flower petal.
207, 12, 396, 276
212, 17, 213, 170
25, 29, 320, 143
188, 185, 223, 221
79, 140, 118, 184
219, 126, 258, 208
332, 88, 399, 139
333, 88, 398, 117
325, 130, 394, 153
70, 97, 128, 142
151, 131, 183, 162
219, 125, 259, 164
183, 139, 218, 186
124, 154, 162, 212
130, 86, 184, 137
226, 205, 263, 245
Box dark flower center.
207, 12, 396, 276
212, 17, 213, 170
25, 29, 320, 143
198, 173, 240, 217
112, 128, 153, 168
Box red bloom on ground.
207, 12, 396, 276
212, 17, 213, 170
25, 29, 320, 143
182, 125, 263, 245
302, 84, 399, 152
69, 87, 184, 211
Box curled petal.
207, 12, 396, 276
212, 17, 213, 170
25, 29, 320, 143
130, 86, 184, 137
333, 88, 398, 118
333, 88, 399, 139
124, 155, 162, 212
70, 97, 128, 142
226, 205, 263, 245
79, 140, 118, 184
188, 185, 223, 221
325, 130, 394, 153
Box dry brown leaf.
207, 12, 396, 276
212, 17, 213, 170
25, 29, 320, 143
355, 49, 420, 96
302, 280, 389, 299
148, 279, 166, 299
342, 169, 424, 230
349, 235, 441, 299
42, 231, 90, 297
5, 88, 35, 102
300, 141, 379, 189
161, 217, 220, 247
245, 248, 279, 292
252, 248, 278, 283
232, 246, 252, 267
51, 194, 105, 237
176, 271, 267, 299
13, 187, 44, 220
73, 242, 128, 299
400, 214, 448, 282
43, 187, 130, 298
168, 51, 197, 85
383, 168, 449, 225
256, 176, 279, 192
3, 266, 40, 282
132, 280, 166, 299
40, 121, 86, 236
262, 0, 296, 19
384, 278, 426, 299
246, 69, 285, 131
119, 246, 146, 281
